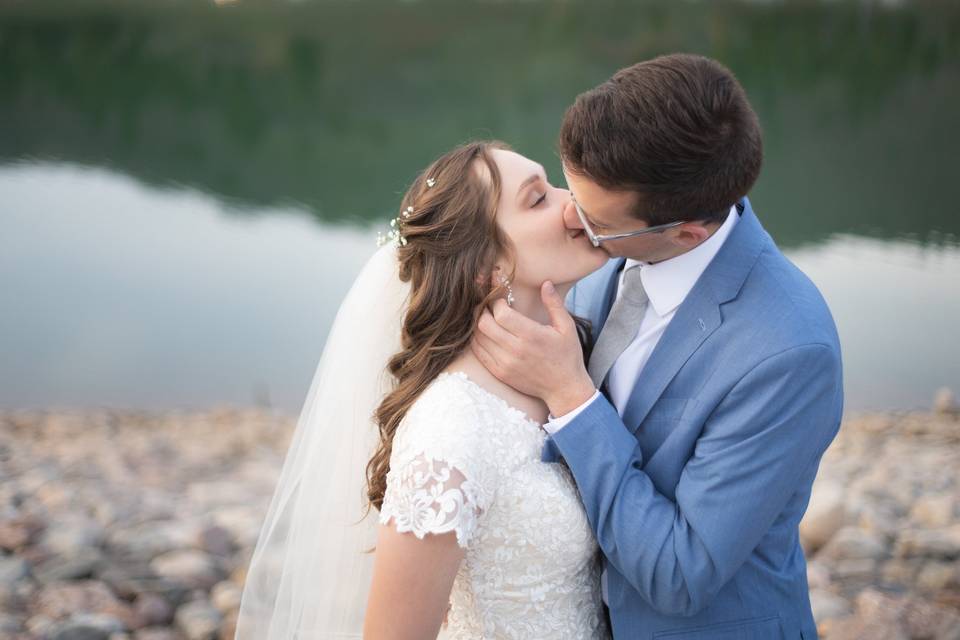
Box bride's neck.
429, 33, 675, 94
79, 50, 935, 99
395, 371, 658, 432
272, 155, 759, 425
508, 282, 573, 326
441, 281, 573, 423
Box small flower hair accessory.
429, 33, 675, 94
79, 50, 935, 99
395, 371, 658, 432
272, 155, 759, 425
376, 206, 414, 247
426, 177, 436, 188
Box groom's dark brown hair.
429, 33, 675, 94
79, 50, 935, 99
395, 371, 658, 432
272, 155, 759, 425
559, 53, 762, 226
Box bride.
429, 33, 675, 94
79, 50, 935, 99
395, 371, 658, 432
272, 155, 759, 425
235, 141, 611, 639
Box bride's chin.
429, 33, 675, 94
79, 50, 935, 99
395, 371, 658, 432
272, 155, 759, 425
578, 247, 610, 272
563, 237, 601, 260
550, 266, 593, 291
576, 237, 608, 261
547, 243, 607, 285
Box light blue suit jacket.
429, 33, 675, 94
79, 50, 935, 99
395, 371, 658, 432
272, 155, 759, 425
542, 198, 842, 639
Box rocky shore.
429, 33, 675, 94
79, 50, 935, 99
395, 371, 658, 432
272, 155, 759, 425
0, 392, 958, 640
800, 390, 960, 639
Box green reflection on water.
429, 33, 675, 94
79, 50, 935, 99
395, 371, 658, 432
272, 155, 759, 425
2, 0, 958, 247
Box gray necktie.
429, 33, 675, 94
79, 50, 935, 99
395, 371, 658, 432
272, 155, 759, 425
588, 264, 648, 388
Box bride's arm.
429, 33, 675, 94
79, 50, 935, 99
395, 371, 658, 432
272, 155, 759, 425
364, 397, 493, 639
364, 522, 464, 640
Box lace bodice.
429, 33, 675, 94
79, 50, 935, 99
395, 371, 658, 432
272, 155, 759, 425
378, 371, 610, 640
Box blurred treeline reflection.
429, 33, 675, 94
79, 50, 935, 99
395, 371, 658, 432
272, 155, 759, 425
1, 0, 958, 247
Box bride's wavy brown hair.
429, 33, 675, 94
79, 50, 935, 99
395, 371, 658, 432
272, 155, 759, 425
366, 140, 590, 512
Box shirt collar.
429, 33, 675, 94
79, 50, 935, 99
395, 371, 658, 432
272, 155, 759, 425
625, 204, 739, 317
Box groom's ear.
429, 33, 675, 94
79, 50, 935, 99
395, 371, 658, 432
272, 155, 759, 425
672, 221, 714, 248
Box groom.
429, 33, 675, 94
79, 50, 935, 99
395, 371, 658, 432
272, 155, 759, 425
473, 54, 842, 639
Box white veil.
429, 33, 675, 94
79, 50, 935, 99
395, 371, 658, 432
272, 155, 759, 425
236, 243, 408, 639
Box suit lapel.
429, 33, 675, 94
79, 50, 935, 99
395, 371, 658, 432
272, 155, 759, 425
620, 198, 769, 432
621, 292, 721, 432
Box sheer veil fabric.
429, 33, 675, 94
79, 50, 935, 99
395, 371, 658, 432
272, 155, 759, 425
236, 244, 409, 639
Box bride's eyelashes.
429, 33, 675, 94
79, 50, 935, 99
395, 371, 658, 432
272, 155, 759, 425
526, 173, 553, 208
532, 180, 553, 208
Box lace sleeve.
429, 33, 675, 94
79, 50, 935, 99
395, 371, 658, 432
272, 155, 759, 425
379, 453, 485, 549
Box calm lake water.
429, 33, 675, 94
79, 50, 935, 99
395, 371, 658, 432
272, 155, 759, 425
1, 1, 958, 414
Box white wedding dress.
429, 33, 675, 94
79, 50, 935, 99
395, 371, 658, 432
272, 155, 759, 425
236, 245, 610, 639
378, 370, 611, 640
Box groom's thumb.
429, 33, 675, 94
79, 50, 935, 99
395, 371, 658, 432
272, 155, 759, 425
541, 281, 570, 329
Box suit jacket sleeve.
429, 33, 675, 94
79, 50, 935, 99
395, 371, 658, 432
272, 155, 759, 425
549, 342, 843, 616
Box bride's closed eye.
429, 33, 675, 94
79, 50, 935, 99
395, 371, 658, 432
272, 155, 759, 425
532, 177, 554, 207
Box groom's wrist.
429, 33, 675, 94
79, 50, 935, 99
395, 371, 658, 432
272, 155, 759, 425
546, 375, 597, 419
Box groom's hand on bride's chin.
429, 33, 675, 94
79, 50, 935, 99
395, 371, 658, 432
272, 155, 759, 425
471, 281, 595, 413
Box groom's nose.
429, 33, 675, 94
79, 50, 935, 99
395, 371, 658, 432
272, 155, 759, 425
563, 199, 584, 230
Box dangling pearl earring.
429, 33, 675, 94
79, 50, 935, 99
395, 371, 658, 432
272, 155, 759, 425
497, 273, 516, 307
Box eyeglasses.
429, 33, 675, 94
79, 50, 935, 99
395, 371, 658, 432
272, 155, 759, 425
571, 195, 687, 248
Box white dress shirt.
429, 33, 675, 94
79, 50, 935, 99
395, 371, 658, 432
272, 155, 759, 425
543, 204, 739, 604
